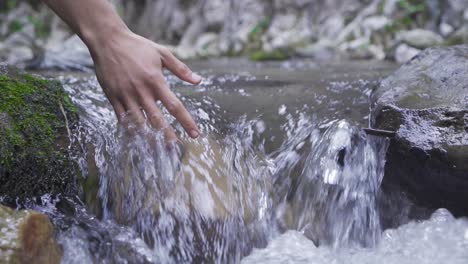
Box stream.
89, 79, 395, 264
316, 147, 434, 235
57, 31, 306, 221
32, 59, 468, 263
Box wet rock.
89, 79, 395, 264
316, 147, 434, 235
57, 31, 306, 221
394, 43, 421, 63
0, 205, 62, 264
397, 29, 444, 49
371, 45, 468, 215
110, 136, 271, 225
0, 65, 80, 206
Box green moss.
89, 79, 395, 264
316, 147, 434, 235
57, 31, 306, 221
250, 49, 289, 61
0, 68, 79, 204
444, 36, 466, 46
248, 17, 271, 43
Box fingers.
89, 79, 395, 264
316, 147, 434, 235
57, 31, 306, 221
141, 98, 178, 142
110, 100, 126, 122
120, 96, 146, 131
160, 47, 202, 85
152, 75, 200, 138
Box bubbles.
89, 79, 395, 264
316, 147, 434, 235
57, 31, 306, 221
278, 105, 287, 115
243, 209, 468, 264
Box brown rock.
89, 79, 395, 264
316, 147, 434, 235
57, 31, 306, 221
0, 205, 62, 264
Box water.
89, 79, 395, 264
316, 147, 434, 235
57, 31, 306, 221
31, 59, 468, 263
243, 209, 468, 264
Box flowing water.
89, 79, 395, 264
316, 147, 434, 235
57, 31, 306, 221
30, 59, 468, 263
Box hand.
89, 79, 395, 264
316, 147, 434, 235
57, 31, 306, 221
89, 30, 202, 142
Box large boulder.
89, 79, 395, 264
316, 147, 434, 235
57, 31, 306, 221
371, 45, 468, 215
0, 64, 79, 205
0, 205, 62, 264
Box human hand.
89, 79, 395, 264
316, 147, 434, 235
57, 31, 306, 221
89, 30, 202, 142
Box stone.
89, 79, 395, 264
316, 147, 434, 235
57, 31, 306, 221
340, 38, 384, 60
0, 65, 80, 206
27, 35, 94, 71
362, 16, 391, 32
294, 39, 341, 61
370, 45, 468, 215
0, 205, 62, 264
445, 25, 468, 46
394, 43, 421, 63
397, 29, 444, 49
194, 32, 221, 57
439, 23, 454, 37
108, 136, 271, 225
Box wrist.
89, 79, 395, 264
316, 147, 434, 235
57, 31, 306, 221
80, 21, 131, 53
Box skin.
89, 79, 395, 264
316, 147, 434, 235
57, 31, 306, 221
42, 0, 201, 141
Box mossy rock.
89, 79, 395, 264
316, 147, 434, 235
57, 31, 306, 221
0, 64, 79, 205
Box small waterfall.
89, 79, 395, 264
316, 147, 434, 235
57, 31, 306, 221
275, 120, 389, 248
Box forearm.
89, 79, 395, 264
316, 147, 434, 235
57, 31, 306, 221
42, 0, 129, 51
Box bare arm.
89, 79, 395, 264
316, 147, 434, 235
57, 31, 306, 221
42, 0, 201, 140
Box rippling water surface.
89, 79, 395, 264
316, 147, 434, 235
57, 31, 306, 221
35, 59, 468, 263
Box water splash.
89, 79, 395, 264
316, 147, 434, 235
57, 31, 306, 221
275, 120, 388, 247
243, 209, 468, 264
62, 75, 275, 262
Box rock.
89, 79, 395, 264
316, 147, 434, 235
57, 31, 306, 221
27, 35, 93, 71
0, 205, 62, 264
0, 65, 79, 206
294, 39, 341, 61
109, 136, 271, 225
439, 23, 454, 37
371, 45, 468, 215
397, 29, 444, 49
362, 16, 391, 32
445, 25, 468, 46
263, 11, 312, 51
194, 32, 221, 57
340, 38, 385, 60
394, 43, 421, 63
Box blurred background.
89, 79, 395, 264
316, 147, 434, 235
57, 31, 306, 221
1, 0, 467, 69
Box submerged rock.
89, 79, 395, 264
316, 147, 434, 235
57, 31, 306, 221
0, 205, 62, 264
0, 65, 79, 205
371, 45, 468, 215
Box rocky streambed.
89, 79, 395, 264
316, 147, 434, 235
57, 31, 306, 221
0, 46, 467, 263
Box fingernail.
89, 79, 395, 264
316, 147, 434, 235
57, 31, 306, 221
189, 129, 199, 138
191, 73, 202, 84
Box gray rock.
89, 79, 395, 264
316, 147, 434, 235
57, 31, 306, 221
295, 39, 341, 61
371, 45, 468, 215
394, 43, 421, 64
397, 29, 444, 49
362, 15, 391, 32
28, 35, 93, 72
